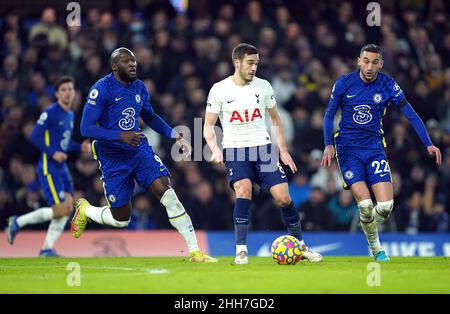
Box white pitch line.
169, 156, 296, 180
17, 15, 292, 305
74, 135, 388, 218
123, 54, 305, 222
0, 265, 170, 274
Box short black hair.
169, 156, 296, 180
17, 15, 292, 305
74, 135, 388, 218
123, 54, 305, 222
111, 47, 134, 66
54, 75, 75, 91
232, 43, 258, 61
360, 44, 383, 59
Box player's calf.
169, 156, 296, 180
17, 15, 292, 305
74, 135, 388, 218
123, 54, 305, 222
161, 188, 203, 252
374, 200, 393, 224
52, 203, 66, 218
358, 199, 383, 255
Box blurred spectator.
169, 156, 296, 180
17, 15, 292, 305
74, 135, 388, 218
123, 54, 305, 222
236, 0, 273, 44
298, 187, 334, 231
328, 190, 358, 231
129, 194, 157, 230
288, 172, 311, 208
29, 8, 68, 50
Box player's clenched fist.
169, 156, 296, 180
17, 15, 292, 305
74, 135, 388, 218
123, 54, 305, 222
120, 131, 143, 146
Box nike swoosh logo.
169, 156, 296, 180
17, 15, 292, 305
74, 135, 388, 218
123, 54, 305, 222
227, 99, 236, 103
115, 97, 122, 101
308, 242, 343, 253
256, 242, 343, 257
380, 174, 389, 177
346, 94, 357, 98
281, 175, 286, 178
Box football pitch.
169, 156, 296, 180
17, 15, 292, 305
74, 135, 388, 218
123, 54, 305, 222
0, 257, 449, 294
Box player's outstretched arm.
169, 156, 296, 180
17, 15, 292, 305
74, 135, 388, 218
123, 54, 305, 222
141, 108, 176, 139
400, 103, 442, 166
267, 106, 297, 173
141, 103, 191, 157
203, 112, 222, 164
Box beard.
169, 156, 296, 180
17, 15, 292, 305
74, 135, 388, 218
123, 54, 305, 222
239, 68, 254, 83
117, 67, 136, 83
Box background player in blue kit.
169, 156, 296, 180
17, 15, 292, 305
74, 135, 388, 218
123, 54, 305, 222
72, 47, 216, 262
6, 76, 91, 256
321, 44, 442, 261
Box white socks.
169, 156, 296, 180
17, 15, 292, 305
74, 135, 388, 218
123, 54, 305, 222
17, 207, 53, 228
236, 245, 247, 255
358, 199, 382, 254
15, 207, 69, 251
85, 204, 107, 224
161, 189, 199, 252
86, 205, 129, 228
42, 216, 69, 250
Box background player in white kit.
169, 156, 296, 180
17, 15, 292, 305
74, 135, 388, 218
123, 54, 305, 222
204, 43, 322, 264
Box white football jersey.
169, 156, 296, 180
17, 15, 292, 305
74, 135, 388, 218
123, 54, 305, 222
206, 76, 276, 148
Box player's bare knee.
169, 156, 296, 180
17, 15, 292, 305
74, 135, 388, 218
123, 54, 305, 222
274, 195, 291, 207
234, 182, 252, 199
358, 199, 374, 223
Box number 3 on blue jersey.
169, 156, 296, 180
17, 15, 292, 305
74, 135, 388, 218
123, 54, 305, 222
119, 107, 136, 130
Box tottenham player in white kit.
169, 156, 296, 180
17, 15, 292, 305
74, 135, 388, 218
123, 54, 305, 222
204, 43, 322, 264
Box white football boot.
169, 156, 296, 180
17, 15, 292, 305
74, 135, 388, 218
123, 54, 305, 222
300, 244, 323, 263
234, 251, 249, 265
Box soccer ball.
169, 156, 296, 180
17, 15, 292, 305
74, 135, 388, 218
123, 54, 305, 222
271, 235, 303, 265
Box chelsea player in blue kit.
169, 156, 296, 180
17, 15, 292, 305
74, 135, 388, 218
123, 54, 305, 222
321, 44, 442, 261
71, 47, 216, 262
6, 76, 91, 256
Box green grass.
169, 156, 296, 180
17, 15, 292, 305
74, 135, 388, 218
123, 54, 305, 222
0, 257, 449, 293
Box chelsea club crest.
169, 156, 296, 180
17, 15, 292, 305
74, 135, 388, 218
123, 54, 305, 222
373, 93, 382, 103
345, 171, 354, 180
135, 94, 141, 103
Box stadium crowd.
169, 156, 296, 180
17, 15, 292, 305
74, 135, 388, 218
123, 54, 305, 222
0, 0, 449, 233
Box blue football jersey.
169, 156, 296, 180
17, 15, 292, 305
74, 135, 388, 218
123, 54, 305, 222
30, 102, 79, 173
84, 73, 154, 152
327, 70, 406, 149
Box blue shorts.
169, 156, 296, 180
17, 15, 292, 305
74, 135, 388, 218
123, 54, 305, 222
37, 165, 74, 206
93, 141, 170, 207
335, 145, 392, 190
223, 144, 288, 191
